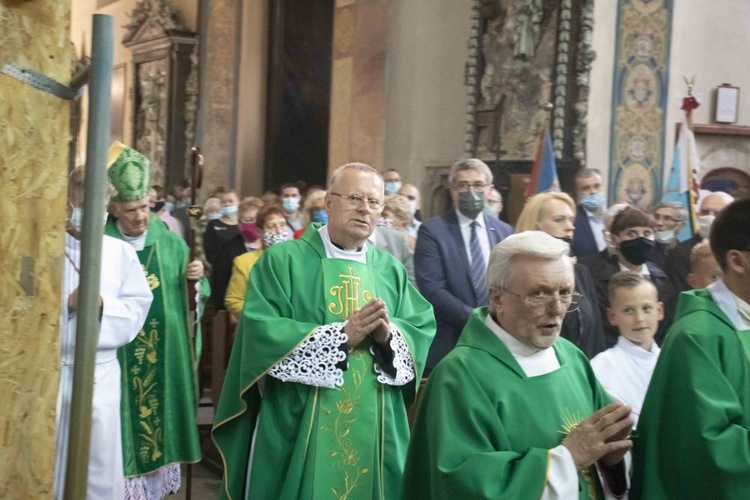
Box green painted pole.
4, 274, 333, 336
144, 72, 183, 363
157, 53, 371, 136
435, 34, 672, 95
63, 14, 113, 500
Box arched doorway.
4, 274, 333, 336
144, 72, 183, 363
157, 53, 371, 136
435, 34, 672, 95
701, 167, 750, 199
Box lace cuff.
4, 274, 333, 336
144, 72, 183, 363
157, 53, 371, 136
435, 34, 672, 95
268, 322, 348, 389
372, 325, 415, 386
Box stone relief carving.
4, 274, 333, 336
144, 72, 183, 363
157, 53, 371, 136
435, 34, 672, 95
183, 45, 199, 177
135, 59, 168, 184
573, 0, 595, 164
123, 0, 186, 44
467, 0, 595, 164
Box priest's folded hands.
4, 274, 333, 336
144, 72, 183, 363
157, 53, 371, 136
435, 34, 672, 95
344, 298, 392, 349
561, 401, 634, 469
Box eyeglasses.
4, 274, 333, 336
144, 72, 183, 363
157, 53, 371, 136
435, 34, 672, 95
653, 214, 681, 223
502, 287, 583, 313
330, 192, 383, 210
453, 182, 487, 192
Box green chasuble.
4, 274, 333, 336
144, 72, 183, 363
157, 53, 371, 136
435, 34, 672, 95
402, 308, 613, 500
632, 289, 750, 499
105, 215, 209, 476
212, 224, 436, 500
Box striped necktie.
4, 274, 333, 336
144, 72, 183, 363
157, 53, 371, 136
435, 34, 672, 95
469, 221, 489, 305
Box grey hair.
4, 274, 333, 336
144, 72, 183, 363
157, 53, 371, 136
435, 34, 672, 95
448, 158, 493, 186
69, 164, 114, 201
654, 201, 687, 222
329, 162, 382, 193
487, 231, 572, 295
575, 168, 602, 181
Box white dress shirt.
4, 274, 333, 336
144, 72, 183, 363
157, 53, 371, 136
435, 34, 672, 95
455, 209, 491, 265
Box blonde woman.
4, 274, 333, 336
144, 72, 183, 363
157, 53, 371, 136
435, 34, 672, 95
515, 192, 605, 358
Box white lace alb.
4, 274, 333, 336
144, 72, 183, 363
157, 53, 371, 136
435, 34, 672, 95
372, 324, 415, 386
268, 322, 348, 389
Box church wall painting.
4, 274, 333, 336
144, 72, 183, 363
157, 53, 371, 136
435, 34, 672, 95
608, 0, 674, 208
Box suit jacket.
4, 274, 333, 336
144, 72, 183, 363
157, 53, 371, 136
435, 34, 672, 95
560, 263, 606, 358
581, 250, 676, 348
665, 233, 702, 295
571, 205, 601, 259
414, 210, 513, 373
370, 226, 415, 285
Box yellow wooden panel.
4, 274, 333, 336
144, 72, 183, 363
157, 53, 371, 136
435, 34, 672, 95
0, 1, 72, 497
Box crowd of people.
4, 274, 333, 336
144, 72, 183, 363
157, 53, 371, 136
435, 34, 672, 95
55, 143, 750, 499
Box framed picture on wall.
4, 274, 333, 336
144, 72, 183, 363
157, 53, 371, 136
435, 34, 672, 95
111, 64, 126, 143
715, 84, 739, 124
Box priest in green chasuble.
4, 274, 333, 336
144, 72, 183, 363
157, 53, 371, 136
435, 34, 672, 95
105, 142, 209, 498
632, 197, 750, 498
402, 231, 632, 499
212, 163, 436, 499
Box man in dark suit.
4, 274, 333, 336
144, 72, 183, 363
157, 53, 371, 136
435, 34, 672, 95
571, 168, 607, 259
414, 159, 513, 374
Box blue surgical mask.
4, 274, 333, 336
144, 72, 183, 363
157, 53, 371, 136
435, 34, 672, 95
581, 192, 605, 211
655, 230, 675, 244
163, 201, 175, 214
482, 203, 499, 218
207, 212, 222, 220
69, 207, 108, 232
384, 181, 402, 195
70, 207, 83, 232
282, 197, 300, 213
312, 209, 328, 224
221, 205, 238, 218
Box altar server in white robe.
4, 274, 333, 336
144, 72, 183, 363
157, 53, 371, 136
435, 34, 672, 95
591, 271, 663, 427
54, 164, 153, 499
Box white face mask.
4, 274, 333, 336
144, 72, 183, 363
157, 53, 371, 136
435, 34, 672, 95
655, 229, 675, 244
407, 199, 418, 216
69, 207, 108, 232
698, 215, 715, 238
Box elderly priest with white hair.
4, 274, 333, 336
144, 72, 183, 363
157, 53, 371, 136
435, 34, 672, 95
402, 231, 633, 499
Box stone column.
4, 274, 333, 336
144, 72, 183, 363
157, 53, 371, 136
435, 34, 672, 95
328, 0, 388, 173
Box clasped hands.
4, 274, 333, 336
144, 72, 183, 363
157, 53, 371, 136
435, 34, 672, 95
344, 298, 391, 350
561, 401, 633, 470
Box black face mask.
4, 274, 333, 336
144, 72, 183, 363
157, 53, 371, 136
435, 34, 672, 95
151, 200, 165, 213
619, 237, 655, 266
458, 191, 485, 217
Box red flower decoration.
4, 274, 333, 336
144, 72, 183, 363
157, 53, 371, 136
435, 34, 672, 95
681, 96, 700, 112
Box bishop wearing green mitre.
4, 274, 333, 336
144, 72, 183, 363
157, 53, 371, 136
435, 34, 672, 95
105, 142, 210, 497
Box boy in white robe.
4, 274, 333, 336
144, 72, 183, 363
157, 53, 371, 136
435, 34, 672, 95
591, 272, 663, 427
54, 165, 153, 499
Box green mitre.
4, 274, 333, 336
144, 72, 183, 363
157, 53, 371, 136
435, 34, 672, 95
107, 141, 152, 202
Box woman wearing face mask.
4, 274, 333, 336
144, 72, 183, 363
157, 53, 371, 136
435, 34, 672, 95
203, 190, 242, 310
515, 192, 606, 358
293, 189, 327, 239
582, 206, 676, 348
225, 205, 291, 318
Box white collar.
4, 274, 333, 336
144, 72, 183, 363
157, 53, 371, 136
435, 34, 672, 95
455, 208, 485, 229
709, 279, 750, 330
318, 225, 368, 262
117, 220, 148, 251
485, 312, 543, 357
615, 335, 660, 360
618, 261, 650, 276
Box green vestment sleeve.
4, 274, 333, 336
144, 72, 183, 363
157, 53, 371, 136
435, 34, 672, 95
212, 225, 436, 500
632, 290, 750, 499
402, 308, 612, 500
